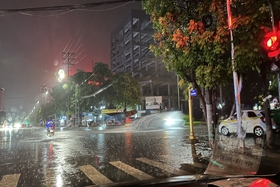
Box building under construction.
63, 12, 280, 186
110, 10, 179, 110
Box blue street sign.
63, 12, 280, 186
190, 89, 197, 97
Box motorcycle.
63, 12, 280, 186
47, 126, 55, 137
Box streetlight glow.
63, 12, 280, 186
58, 69, 65, 82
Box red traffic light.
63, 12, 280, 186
267, 36, 277, 48
263, 31, 280, 57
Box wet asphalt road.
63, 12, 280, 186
0, 125, 211, 187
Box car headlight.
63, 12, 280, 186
14, 123, 21, 128
165, 118, 175, 125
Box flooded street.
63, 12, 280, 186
0, 125, 211, 187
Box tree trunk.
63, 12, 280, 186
193, 82, 206, 120
264, 99, 273, 147
205, 87, 214, 147
260, 62, 273, 147
212, 89, 219, 126
211, 89, 219, 138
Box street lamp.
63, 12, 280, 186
58, 69, 65, 82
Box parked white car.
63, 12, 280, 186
218, 110, 266, 137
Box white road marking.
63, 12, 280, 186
79, 165, 113, 185
110, 161, 154, 180
0, 174, 21, 187
136, 157, 189, 176
159, 155, 207, 169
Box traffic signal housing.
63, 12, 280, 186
263, 30, 280, 57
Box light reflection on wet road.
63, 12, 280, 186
0, 125, 211, 187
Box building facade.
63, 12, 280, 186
110, 10, 179, 110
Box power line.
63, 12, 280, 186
19, 9, 75, 17
59, 1, 139, 65
76, 1, 132, 12
74, 6, 113, 64
72, 14, 100, 60
81, 77, 120, 99
64, 4, 100, 61
63, 36, 73, 53
62, 52, 75, 78
0, 0, 142, 16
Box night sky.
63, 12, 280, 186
0, 0, 142, 115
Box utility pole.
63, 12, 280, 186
62, 52, 75, 79
62, 51, 75, 122
40, 84, 48, 105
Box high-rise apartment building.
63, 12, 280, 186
110, 10, 179, 110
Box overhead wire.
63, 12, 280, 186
72, 12, 99, 60
11, 0, 139, 66
62, 1, 134, 57
72, 31, 84, 52
66, 3, 105, 62
14, 1, 137, 66
63, 36, 73, 53
63, 28, 82, 58
62, 0, 133, 58
62, 11, 93, 59
74, 1, 122, 65
14, 0, 142, 117
0, 0, 142, 16
76, 1, 132, 12
19, 9, 75, 17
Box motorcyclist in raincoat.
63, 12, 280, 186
46, 117, 55, 132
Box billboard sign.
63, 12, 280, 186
145, 96, 162, 109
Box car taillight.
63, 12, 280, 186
260, 116, 265, 123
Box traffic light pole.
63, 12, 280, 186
227, 0, 244, 140
267, 0, 280, 101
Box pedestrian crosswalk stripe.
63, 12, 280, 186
0, 174, 21, 187
159, 155, 207, 169
110, 161, 154, 181
79, 165, 113, 185
136, 157, 188, 176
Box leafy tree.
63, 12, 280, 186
92, 62, 112, 86
111, 73, 141, 111
70, 69, 97, 114
143, 0, 231, 144
41, 101, 55, 120
142, 0, 280, 146
91, 62, 114, 108
51, 82, 68, 116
